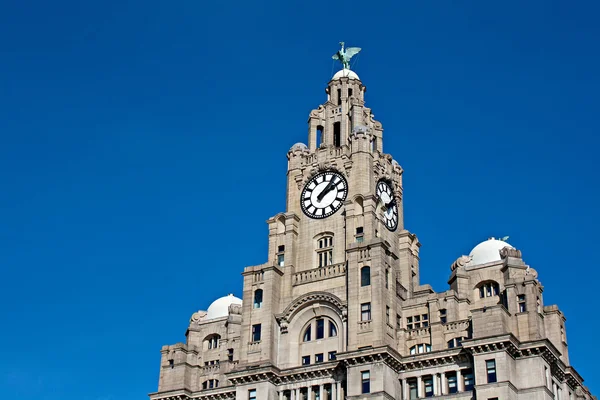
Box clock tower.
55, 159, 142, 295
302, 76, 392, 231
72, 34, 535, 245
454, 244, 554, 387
151, 44, 595, 400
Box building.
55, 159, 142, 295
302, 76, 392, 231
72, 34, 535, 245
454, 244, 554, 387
149, 49, 596, 400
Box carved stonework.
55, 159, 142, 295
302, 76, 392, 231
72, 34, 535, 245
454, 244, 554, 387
451, 255, 473, 271
279, 318, 289, 334
277, 292, 347, 326
190, 310, 207, 323
499, 246, 522, 259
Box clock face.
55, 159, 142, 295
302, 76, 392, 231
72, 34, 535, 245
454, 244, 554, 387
376, 180, 399, 231
301, 171, 348, 219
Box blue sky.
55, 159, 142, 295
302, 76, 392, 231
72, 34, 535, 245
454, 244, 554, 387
1, 1, 599, 398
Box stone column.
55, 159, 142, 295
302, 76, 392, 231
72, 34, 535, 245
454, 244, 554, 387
401, 378, 408, 400
280, 390, 284, 400
307, 386, 312, 400
291, 388, 296, 400
440, 373, 447, 395
457, 370, 464, 392
331, 382, 337, 400
433, 374, 438, 396
319, 385, 324, 400
417, 376, 423, 398
336, 382, 342, 400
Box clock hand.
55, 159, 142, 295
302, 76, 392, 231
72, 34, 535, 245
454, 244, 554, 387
317, 177, 337, 202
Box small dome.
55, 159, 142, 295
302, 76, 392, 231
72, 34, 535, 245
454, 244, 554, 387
392, 159, 400, 168
467, 238, 513, 266
290, 142, 308, 152
332, 69, 360, 80
206, 294, 242, 320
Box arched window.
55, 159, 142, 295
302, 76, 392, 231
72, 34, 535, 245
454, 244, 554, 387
316, 235, 334, 267
477, 281, 500, 298
202, 379, 219, 389
329, 320, 337, 337
303, 325, 312, 342
409, 343, 431, 355
253, 289, 263, 309
361, 266, 371, 287
204, 334, 221, 350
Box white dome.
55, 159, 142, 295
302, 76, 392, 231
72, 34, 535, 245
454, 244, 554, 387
206, 294, 242, 320
332, 69, 360, 80
467, 238, 513, 266
290, 142, 308, 152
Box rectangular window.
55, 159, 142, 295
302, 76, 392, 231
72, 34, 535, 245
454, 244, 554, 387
464, 369, 474, 391
447, 373, 457, 394
396, 314, 401, 330
424, 376, 434, 397
337, 89, 342, 106
408, 378, 418, 399
406, 316, 413, 330
333, 122, 341, 147
277, 253, 285, 266
361, 371, 370, 394
316, 318, 325, 339
386, 306, 390, 324
422, 313, 429, 327
440, 308, 447, 324
227, 348, 234, 362
315, 353, 324, 363
518, 294, 527, 312
328, 351, 337, 360
302, 355, 310, 365
414, 315, 421, 329
361, 303, 371, 321
486, 359, 497, 383
249, 389, 257, 400
348, 88, 353, 97
356, 227, 364, 243
251, 324, 261, 342
545, 366, 550, 388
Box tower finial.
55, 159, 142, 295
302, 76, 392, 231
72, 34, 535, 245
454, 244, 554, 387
332, 42, 361, 70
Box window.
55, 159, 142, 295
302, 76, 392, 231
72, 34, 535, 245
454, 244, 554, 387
328, 351, 337, 360
356, 227, 364, 243
440, 308, 447, 324
422, 313, 429, 327
316, 126, 323, 148
348, 88, 353, 97
409, 343, 431, 354
251, 324, 261, 342
386, 306, 390, 324
518, 294, 526, 312
447, 337, 463, 348
253, 289, 263, 309
396, 314, 401, 330
202, 379, 219, 389
249, 389, 257, 400
360, 266, 370, 286
315, 353, 324, 363
313, 386, 321, 400
277, 245, 285, 266
337, 89, 342, 106
406, 316, 413, 330
303, 325, 312, 342
424, 375, 434, 397
316, 318, 325, 339
479, 282, 500, 298
329, 321, 337, 337
361, 303, 371, 321
227, 348, 234, 362
463, 369, 474, 391
486, 359, 497, 383
302, 355, 310, 365
447, 372, 458, 394
333, 122, 341, 147
408, 378, 418, 399
206, 335, 220, 349
317, 236, 333, 267
361, 371, 370, 394
544, 366, 550, 388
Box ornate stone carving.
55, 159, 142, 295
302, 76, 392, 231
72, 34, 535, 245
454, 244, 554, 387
451, 255, 473, 271
499, 246, 522, 259
190, 310, 207, 323
279, 318, 289, 334
229, 303, 242, 315
277, 291, 347, 325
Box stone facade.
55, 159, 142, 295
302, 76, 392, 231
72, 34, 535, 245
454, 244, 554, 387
149, 68, 595, 400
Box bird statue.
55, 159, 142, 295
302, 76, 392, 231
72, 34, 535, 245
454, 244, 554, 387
332, 42, 361, 70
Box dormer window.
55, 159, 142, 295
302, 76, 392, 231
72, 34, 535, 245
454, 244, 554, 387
317, 236, 333, 267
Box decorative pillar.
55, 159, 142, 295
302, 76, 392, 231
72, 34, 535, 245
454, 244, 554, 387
457, 370, 464, 392
336, 382, 342, 400
433, 374, 438, 396
332, 382, 337, 400
417, 376, 423, 398
319, 385, 324, 400
440, 373, 447, 395
401, 378, 408, 400
280, 391, 284, 400
291, 388, 296, 400
307, 386, 312, 400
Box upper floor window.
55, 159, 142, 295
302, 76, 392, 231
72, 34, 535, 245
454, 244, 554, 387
408, 378, 418, 399
447, 337, 463, 348
227, 348, 234, 362
205, 334, 220, 350
463, 369, 474, 391
361, 371, 370, 394
385, 268, 390, 289
360, 266, 371, 286
424, 375, 434, 397
486, 359, 497, 383
316, 318, 325, 339
440, 308, 447, 324
303, 325, 312, 342
253, 289, 263, 309
329, 320, 337, 337
355, 227, 364, 243
249, 389, 257, 400
302, 317, 338, 342
361, 303, 372, 321
447, 372, 458, 394
479, 281, 500, 298
277, 245, 285, 266
202, 379, 219, 389
406, 313, 428, 329
409, 343, 431, 354
251, 324, 261, 342
518, 294, 527, 312
317, 236, 333, 267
